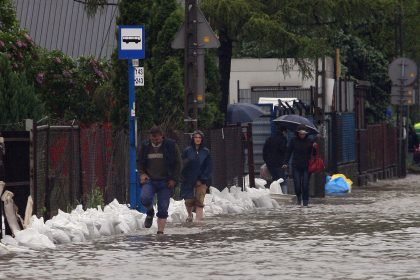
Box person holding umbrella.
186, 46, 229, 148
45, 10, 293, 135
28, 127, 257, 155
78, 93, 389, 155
282, 124, 317, 206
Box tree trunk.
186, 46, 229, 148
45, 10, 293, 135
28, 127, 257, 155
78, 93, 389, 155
217, 27, 232, 116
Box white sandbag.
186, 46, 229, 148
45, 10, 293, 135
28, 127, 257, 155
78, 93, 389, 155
14, 228, 55, 250
0, 242, 10, 254
269, 178, 284, 194
1, 191, 22, 236
23, 196, 33, 228
260, 163, 271, 181
1, 235, 19, 247
0, 181, 5, 195
98, 218, 115, 236
252, 195, 274, 208
50, 228, 71, 244
254, 178, 267, 189
30, 216, 53, 242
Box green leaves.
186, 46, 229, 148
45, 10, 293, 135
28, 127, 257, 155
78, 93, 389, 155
0, 55, 44, 129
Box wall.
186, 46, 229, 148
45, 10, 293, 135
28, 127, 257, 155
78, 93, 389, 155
230, 58, 335, 104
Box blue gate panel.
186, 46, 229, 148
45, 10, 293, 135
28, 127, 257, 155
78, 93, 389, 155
339, 113, 356, 162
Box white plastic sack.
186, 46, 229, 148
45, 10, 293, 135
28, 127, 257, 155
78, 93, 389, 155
260, 164, 271, 181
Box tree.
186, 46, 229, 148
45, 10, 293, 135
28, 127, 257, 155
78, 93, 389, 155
201, 0, 257, 116
0, 55, 44, 129
0, 0, 17, 30
154, 57, 184, 129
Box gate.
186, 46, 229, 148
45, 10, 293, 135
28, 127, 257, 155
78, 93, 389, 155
0, 131, 30, 237
35, 125, 81, 219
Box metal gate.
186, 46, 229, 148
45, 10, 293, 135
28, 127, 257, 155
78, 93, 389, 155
0, 131, 30, 237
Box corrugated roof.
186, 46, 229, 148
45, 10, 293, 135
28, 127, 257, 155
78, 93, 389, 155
14, 0, 119, 59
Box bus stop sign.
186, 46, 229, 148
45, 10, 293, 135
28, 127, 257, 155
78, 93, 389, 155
118, 25, 145, 59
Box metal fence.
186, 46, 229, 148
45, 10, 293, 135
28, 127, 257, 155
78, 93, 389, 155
170, 125, 245, 190
358, 124, 397, 173
35, 125, 81, 218
34, 124, 245, 217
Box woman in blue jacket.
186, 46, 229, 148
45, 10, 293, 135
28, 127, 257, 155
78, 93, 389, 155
181, 130, 212, 223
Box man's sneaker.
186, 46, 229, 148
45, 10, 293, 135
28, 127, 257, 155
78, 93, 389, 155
144, 209, 154, 228
186, 216, 193, 223
157, 231, 164, 235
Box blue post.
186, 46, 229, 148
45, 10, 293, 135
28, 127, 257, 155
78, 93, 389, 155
128, 59, 137, 209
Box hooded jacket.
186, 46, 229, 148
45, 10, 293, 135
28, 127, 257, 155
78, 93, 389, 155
181, 131, 212, 193
284, 130, 314, 169
263, 132, 288, 168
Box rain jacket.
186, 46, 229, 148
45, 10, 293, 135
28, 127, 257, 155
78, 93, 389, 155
284, 132, 314, 169
263, 133, 288, 168
180, 136, 212, 199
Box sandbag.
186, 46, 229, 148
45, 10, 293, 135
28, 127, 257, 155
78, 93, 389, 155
260, 163, 271, 181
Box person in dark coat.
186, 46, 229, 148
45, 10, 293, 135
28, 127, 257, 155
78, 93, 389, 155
282, 124, 316, 206
181, 130, 212, 224
262, 126, 288, 193
138, 126, 181, 234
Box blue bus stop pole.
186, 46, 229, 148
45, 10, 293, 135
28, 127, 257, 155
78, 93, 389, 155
128, 59, 137, 210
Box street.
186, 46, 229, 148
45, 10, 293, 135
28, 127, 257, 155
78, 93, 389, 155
1, 174, 420, 280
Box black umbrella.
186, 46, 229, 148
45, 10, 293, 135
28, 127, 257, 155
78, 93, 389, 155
273, 114, 318, 134
226, 103, 266, 123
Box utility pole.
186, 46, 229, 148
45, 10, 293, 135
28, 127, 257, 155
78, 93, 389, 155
184, 0, 199, 132
172, 0, 220, 132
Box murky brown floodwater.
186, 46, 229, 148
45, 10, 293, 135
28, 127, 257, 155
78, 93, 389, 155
1, 175, 420, 280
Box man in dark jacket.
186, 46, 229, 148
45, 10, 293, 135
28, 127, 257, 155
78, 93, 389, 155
263, 126, 288, 193
138, 126, 181, 234
282, 124, 316, 206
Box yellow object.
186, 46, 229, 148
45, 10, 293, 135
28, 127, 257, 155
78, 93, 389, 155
330, 173, 353, 192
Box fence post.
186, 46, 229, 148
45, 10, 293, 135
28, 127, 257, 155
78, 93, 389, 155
246, 123, 255, 188
313, 135, 326, 198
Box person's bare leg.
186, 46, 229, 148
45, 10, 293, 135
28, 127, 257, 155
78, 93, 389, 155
157, 218, 166, 233
194, 207, 204, 224
186, 206, 193, 221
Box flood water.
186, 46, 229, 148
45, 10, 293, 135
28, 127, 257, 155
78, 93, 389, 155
1, 175, 420, 280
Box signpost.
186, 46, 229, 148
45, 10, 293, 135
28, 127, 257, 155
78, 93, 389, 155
118, 25, 145, 211
388, 57, 418, 177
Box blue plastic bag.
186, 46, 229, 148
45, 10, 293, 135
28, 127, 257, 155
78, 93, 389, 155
325, 176, 350, 194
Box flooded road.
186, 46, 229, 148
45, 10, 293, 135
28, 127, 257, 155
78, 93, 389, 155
1, 175, 420, 280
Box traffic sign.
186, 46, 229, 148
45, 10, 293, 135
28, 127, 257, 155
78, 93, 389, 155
388, 57, 417, 86
118, 26, 145, 59
134, 67, 144, 87
171, 8, 220, 49
390, 86, 415, 105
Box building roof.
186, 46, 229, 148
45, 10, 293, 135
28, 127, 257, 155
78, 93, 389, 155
14, 0, 119, 59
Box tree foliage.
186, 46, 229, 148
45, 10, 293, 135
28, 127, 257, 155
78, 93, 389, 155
0, 0, 17, 30
0, 54, 44, 130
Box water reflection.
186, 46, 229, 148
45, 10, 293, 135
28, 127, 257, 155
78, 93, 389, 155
1, 177, 420, 280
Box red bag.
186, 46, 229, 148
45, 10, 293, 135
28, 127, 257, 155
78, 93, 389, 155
308, 145, 325, 173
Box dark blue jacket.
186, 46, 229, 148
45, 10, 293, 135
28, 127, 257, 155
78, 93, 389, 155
138, 138, 181, 182
284, 134, 314, 169
181, 144, 212, 190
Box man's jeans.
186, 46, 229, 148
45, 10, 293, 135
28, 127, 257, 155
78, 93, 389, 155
292, 167, 309, 204
140, 180, 172, 219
